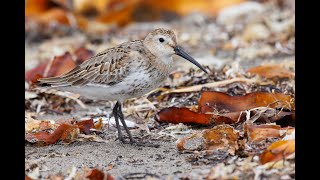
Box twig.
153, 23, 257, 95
123, 103, 157, 113
160, 77, 259, 95
141, 96, 157, 110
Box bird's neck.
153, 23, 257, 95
148, 55, 174, 75
142, 42, 174, 74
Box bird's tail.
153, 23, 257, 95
37, 66, 81, 87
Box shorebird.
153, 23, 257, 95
38, 28, 207, 146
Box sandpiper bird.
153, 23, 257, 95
38, 28, 207, 146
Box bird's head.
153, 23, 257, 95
143, 28, 207, 73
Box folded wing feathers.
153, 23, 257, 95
38, 46, 133, 87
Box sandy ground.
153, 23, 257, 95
25, 103, 214, 179
26, 139, 195, 178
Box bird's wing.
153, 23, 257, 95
38, 45, 139, 87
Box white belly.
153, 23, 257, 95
56, 70, 167, 102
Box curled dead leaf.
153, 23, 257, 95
25, 119, 56, 133
245, 124, 295, 143
46, 52, 77, 77
25, 63, 47, 82
158, 91, 294, 125
157, 107, 236, 125
177, 124, 240, 155
85, 168, 105, 180
157, 107, 212, 125
76, 119, 94, 134
247, 65, 294, 79
260, 140, 295, 164
25, 114, 57, 133
198, 91, 294, 113
25, 123, 78, 144
203, 125, 240, 155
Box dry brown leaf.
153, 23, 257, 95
96, 0, 244, 26
198, 91, 294, 113
76, 119, 94, 134
158, 107, 212, 125
38, 8, 70, 25
25, 123, 78, 144
177, 125, 239, 155
260, 140, 295, 164
96, 2, 135, 27
85, 168, 105, 180
157, 91, 294, 125
141, 0, 244, 16
203, 125, 240, 155
25, 118, 103, 144
39, 121, 54, 131
25, 62, 47, 82
25, 119, 55, 133
46, 52, 77, 77
247, 65, 294, 79
25, 119, 43, 133
25, 0, 49, 16
74, 47, 94, 64
245, 124, 295, 143
157, 107, 235, 125
26, 2, 88, 29
94, 118, 104, 130
25, 115, 57, 133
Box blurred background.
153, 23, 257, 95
25, 0, 294, 83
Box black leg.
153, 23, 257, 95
111, 101, 160, 148
112, 102, 124, 142
117, 102, 135, 143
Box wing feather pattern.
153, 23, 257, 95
38, 41, 145, 87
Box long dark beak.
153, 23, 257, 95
174, 46, 207, 73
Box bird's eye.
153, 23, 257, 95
159, 38, 165, 43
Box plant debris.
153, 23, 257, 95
247, 65, 295, 80
177, 124, 240, 155
260, 139, 295, 164
25, 119, 101, 144
198, 91, 294, 113
245, 123, 294, 143
157, 91, 294, 125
